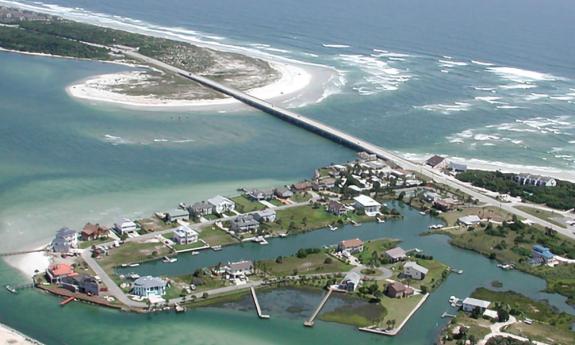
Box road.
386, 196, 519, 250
119, 49, 574, 240
168, 280, 263, 306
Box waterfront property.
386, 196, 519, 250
274, 186, 293, 199
253, 209, 277, 223
60, 275, 100, 296
457, 215, 481, 226
461, 297, 491, 313
80, 223, 110, 241
513, 173, 557, 187
403, 261, 428, 280
531, 244, 555, 264
327, 200, 349, 216
46, 263, 77, 283
338, 238, 364, 254
225, 260, 254, 280
166, 208, 190, 222
132, 276, 167, 297
230, 214, 259, 233
189, 201, 214, 217
425, 155, 448, 170
291, 181, 312, 192
51, 227, 78, 254
353, 195, 381, 216
338, 271, 361, 292
246, 189, 274, 201
385, 281, 414, 298
114, 218, 138, 236
385, 247, 407, 262
207, 195, 235, 214
173, 225, 199, 245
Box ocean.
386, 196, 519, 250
0, 0, 574, 344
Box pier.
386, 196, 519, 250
250, 287, 270, 319
0, 248, 47, 257
117, 49, 574, 240
304, 288, 333, 327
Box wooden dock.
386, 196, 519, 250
250, 287, 270, 319
304, 289, 333, 327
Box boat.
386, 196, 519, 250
191, 251, 200, 255
179, 202, 188, 209
175, 304, 186, 313
212, 245, 222, 251
121, 264, 128, 268
279, 233, 287, 238
497, 263, 514, 270
5, 285, 16, 294
376, 217, 385, 223
419, 211, 427, 215
128, 273, 140, 280
129, 263, 140, 267
163, 256, 178, 263
328, 224, 338, 231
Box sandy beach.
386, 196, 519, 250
3, 245, 50, 278
0, 323, 42, 345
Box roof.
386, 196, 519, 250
340, 238, 364, 249
133, 276, 166, 289
115, 218, 136, 227
49, 263, 75, 277
404, 261, 429, 274
228, 260, 253, 271
448, 162, 467, 170
343, 271, 361, 285
190, 201, 212, 210
256, 209, 276, 217
81, 223, 108, 235
173, 225, 198, 237
56, 227, 76, 238
207, 195, 233, 206
388, 281, 407, 292
385, 247, 406, 259
463, 297, 491, 309
458, 215, 481, 224
533, 245, 554, 259
292, 181, 312, 189
328, 200, 347, 210
232, 214, 259, 226
426, 155, 446, 167
353, 195, 381, 207
483, 309, 498, 319
274, 186, 292, 194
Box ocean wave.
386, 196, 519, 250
499, 84, 536, 90
474, 96, 504, 104
336, 54, 410, 95
103, 134, 130, 145
438, 59, 468, 68
322, 44, 350, 48
524, 93, 549, 101
488, 66, 560, 83
415, 102, 472, 115
471, 60, 494, 66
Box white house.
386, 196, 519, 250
338, 271, 361, 292
457, 215, 481, 226
114, 218, 138, 235
172, 225, 199, 245
403, 261, 429, 280
253, 209, 276, 223
353, 195, 381, 216
513, 174, 557, 187
462, 297, 491, 313
207, 195, 235, 214
51, 227, 78, 254
132, 276, 167, 297
225, 260, 253, 279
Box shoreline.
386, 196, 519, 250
0, 322, 43, 345
3, 244, 51, 279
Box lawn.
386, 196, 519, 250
291, 192, 312, 203
410, 258, 449, 291
377, 294, 425, 329
231, 195, 266, 213
320, 301, 386, 327
440, 206, 511, 226
357, 238, 400, 266
507, 321, 574, 345
265, 205, 339, 234
442, 313, 491, 345
198, 226, 238, 246
98, 241, 170, 272
269, 198, 284, 207
260, 252, 352, 277
79, 237, 110, 249
173, 241, 207, 252
515, 206, 567, 228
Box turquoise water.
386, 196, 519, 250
1, 0, 575, 343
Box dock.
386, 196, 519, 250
441, 312, 457, 318
250, 287, 270, 319
304, 288, 333, 327
60, 296, 76, 306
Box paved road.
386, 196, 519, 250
80, 249, 146, 308
120, 49, 574, 240
478, 316, 548, 345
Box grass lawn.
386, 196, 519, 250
174, 241, 207, 252
440, 206, 511, 226
198, 226, 238, 246
442, 313, 491, 345
515, 206, 567, 228
266, 205, 339, 234
98, 241, 170, 272
291, 192, 312, 203
410, 258, 449, 291
79, 237, 110, 249
507, 321, 575, 345
320, 301, 386, 327
269, 198, 284, 207
231, 195, 265, 213
260, 252, 352, 276
377, 294, 425, 329
169, 274, 228, 294
357, 238, 400, 265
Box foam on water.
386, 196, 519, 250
415, 102, 472, 115
322, 44, 350, 48
488, 66, 559, 83
471, 60, 494, 66
336, 54, 410, 95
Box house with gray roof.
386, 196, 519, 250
274, 186, 293, 198
403, 261, 429, 280
51, 227, 78, 254
189, 201, 213, 216
246, 189, 274, 201
207, 195, 235, 214
132, 276, 167, 297
253, 209, 276, 223
230, 214, 259, 233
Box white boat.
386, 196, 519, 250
128, 273, 140, 280
128, 263, 140, 267
191, 251, 200, 255
328, 224, 338, 231
279, 233, 287, 238
163, 256, 177, 263
376, 217, 385, 223
212, 245, 222, 251
497, 263, 514, 270
121, 264, 128, 268
419, 211, 426, 215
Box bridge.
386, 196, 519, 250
119, 49, 573, 240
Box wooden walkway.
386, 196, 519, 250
250, 287, 270, 319
304, 289, 333, 327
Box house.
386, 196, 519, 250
189, 201, 213, 217
291, 181, 312, 192
433, 198, 457, 211
462, 297, 491, 313
357, 151, 377, 161
532, 245, 555, 264
132, 276, 167, 297
166, 208, 189, 222
338, 238, 364, 254
483, 309, 499, 320
338, 271, 361, 292
207, 195, 235, 214
312, 177, 336, 191
327, 200, 349, 216
114, 218, 138, 236
403, 261, 429, 280
60, 275, 99, 296
448, 162, 468, 173
80, 223, 109, 241
51, 227, 78, 254
353, 195, 381, 216
426, 155, 449, 169
457, 215, 481, 226
274, 187, 293, 199
46, 263, 77, 283
172, 225, 199, 245
385, 282, 414, 298
513, 174, 557, 187
422, 191, 441, 203
253, 209, 276, 223
226, 260, 254, 279
385, 247, 407, 262
246, 189, 274, 201
230, 214, 259, 233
